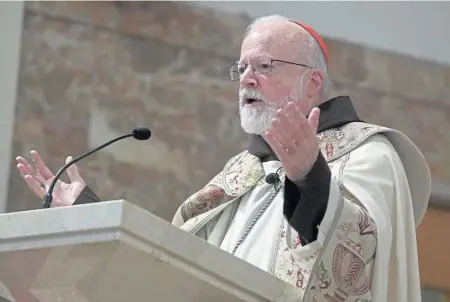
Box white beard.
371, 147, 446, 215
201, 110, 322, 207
239, 87, 301, 135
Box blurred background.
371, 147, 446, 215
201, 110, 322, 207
0, 1, 449, 301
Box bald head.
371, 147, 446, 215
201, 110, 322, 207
242, 18, 313, 64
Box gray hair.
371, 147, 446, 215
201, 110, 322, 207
244, 14, 330, 98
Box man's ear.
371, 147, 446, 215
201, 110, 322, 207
306, 70, 324, 98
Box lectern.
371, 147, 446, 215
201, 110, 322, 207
0, 200, 299, 302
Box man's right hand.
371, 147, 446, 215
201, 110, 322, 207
16, 150, 86, 207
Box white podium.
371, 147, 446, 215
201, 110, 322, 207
0, 200, 299, 302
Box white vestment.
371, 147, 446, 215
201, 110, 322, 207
172, 122, 431, 302
219, 160, 284, 271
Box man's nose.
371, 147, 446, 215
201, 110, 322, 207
239, 67, 257, 88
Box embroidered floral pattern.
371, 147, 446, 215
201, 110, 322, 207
180, 172, 233, 222
274, 221, 319, 297
222, 151, 265, 196
318, 123, 382, 162
304, 201, 377, 302
182, 184, 225, 218
292, 235, 302, 249
178, 151, 265, 223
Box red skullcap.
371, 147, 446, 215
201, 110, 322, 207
290, 21, 328, 66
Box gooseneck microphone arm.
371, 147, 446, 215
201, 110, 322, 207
42, 128, 151, 208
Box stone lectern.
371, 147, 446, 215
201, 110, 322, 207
0, 200, 298, 302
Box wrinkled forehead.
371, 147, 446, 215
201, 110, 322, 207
240, 21, 310, 62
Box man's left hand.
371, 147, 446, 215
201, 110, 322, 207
263, 101, 321, 182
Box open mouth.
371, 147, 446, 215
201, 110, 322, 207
245, 98, 262, 105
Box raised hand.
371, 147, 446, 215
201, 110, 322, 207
263, 101, 321, 182
16, 150, 86, 207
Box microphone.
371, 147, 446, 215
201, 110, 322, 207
265, 173, 280, 185
42, 127, 151, 208
265, 167, 283, 185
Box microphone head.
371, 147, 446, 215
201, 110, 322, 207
265, 173, 280, 185
132, 127, 151, 140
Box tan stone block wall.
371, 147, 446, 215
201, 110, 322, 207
7, 1, 450, 227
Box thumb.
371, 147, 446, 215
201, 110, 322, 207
308, 107, 321, 133
65, 156, 82, 183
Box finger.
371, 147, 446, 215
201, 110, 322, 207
294, 99, 310, 118
16, 156, 29, 165
279, 106, 298, 139
278, 112, 294, 148
290, 101, 308, 124
17, 163, 32, 178
291, 102, 313, 141
308, 107, 321, 133
285, 102, 308, 139
291, 102, 314, 139
16, 158, 35, 175
65, 156, 81, 182
264, 130, 291, 164
30, 150, 54, 179
271, 114, 292, 150
284, 104, 310, 152
285, 102, 298, 125
16, 163, 28, 178
17, 163, 47, 185
23, 175, 46, 199
16, 157, 37, 175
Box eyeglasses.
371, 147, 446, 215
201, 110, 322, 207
229, 57, 310, 81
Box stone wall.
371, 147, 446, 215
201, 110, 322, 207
7, 1, 450, 221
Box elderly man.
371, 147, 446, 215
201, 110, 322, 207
16, 15, 430, 301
